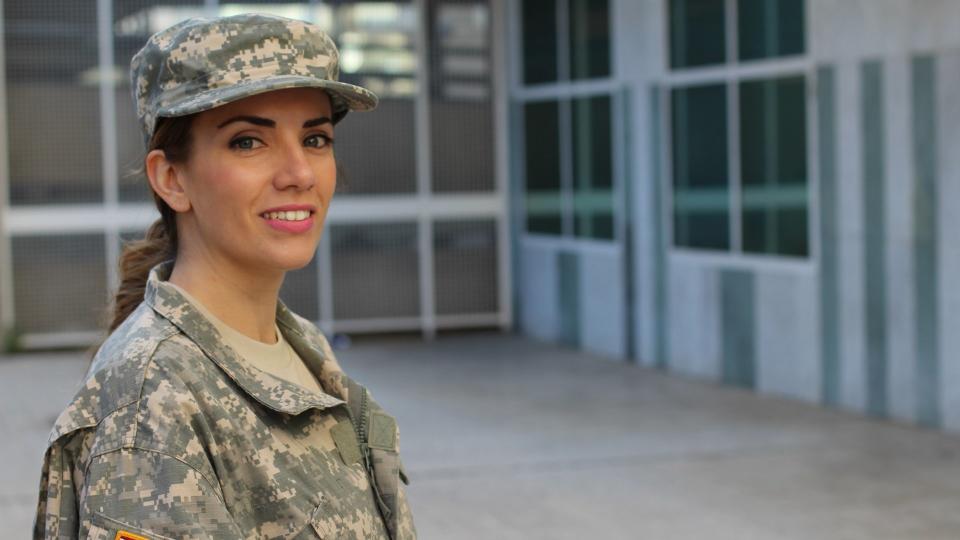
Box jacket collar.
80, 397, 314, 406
144, 260, 345, 415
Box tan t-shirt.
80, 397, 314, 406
166, 282, 324, 394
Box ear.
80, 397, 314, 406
145, 149, 191, 213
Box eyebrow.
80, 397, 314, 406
303, 117, 332, 128
217, 115, 275, 129
216, 115, 333, 129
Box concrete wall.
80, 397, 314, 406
517, 237, 627, 359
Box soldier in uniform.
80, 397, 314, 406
33, 13, 416, 539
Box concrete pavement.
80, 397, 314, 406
3, 333, 960, 539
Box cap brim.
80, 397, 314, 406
157, 75, 378, 125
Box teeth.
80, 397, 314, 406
263, 210, 311, 221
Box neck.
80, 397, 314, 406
168, 249, 284, 344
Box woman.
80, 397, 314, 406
33, 13, 415, 539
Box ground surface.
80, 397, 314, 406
3, 333, 960, 539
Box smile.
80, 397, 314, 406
261, 210, 312, 221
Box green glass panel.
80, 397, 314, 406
569, 0, 610, 80
738, 0, 805, 61
573, 213, 613, 240
674, 211, 730, 250
524, 100, 562, 235
672, 84, 727, 188
527, 215, 564, 235
572, 95, 612, 189
522, 0, 558, 84
671, 83, 729, 250
669, 0, 726, 69
778, 207, 808, 257
740, 81, 767, 188
778, 76, 807, 185
744, 207, 807, 256
740, 75, 808, 256
524, 100, 560, 192
571, 94, 613, 240
742, 208, 766, 253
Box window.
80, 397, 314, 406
524, 100, 563, 235
572, 95, 614, 239
568, 0, 611, 80
738, 0, 805, 61
672, 84, 729, 250
740, 76, 808, 256
669, 0, 726, 69
518, 0, 615, 240
667, 0, 808, 257
522, 0, 558, 85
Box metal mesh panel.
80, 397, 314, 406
433, 219, 497, 315
6, 0, 103, 204
429, 0, 494, 192
332, 2, 418, 195
331, 222, 420, 319
12, 234, 107, 334
335, 99, 417, 194
279, 253, 320, 322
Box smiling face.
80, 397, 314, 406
162, 87, 337, 278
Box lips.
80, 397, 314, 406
262, 209, 312, 221
260, 205, 317, 233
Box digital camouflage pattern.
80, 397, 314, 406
34, 261, 416, 539
131, 13, 378, 143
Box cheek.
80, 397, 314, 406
187, 163, 257, 219
318, 160, 337, 200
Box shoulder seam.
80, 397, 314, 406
130, 328, 179, 447
130, 331, 226, 503
49, 326, 180, 448
88, 446, 227, 506
78, 327, 177, 482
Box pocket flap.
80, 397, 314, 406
367, 411, 397, 451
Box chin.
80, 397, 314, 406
273, 249, 317, 272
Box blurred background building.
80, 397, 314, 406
0, 0, 511, 347
2, 0, 960, 435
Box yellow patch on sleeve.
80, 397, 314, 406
115, 531, 150, 540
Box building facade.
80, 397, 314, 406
508, 0, 960, 432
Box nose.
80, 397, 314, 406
273, 137, 316, 191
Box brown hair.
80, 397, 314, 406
108, 116, 194, 332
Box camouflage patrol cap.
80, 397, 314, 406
131, 12, 378, 143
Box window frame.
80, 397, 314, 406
660, 0, 818, 271
512, 0, 624, 245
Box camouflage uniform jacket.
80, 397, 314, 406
33, 261, 416, 539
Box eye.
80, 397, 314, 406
229, 136, 263, 150
304, 133, 333, 148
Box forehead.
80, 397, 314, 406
196, 87, 333, 125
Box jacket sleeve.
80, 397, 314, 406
394, 482, 417, 540
34, 431, 90, 539
35, 441, 243, 539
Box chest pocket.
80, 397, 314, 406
345, 381, 408, 540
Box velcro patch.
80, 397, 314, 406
115, 531, 150, 540
368, 411, 397, 451
330, 420, 363, 465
